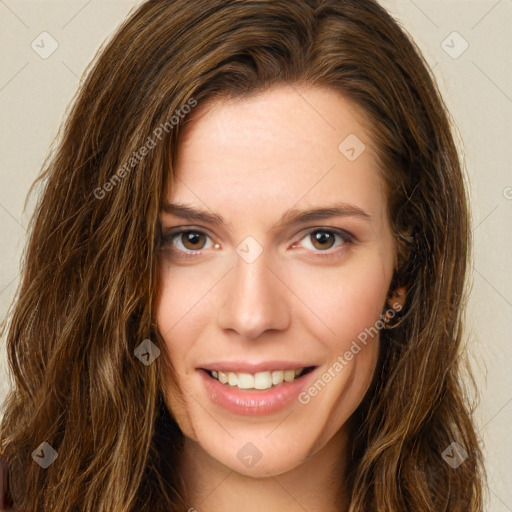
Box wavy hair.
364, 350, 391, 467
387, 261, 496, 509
0, 0, 486, 510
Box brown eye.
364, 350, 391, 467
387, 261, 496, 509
293, 228, 355, 259
179, 231, 208, 251
310, 230, 336, 250
161, 229, 214, 254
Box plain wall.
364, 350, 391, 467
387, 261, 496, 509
1, 1, 511, 509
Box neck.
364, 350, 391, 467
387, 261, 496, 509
179, 426, 351, 512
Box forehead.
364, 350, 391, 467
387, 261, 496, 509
167, 85, 387, 228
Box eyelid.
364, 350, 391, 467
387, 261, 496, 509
291, 227, 355, 257
294, 226, 355, 243
161, 225, 355, 256
162, 226, 215, 253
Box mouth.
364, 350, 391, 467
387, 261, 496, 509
201, 366, 317, 392
198, 364, 319, 415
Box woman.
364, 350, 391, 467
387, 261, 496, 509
0, 0, 486, 510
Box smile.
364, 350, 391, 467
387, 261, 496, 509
198, 364, 318, 415
206, 367, 315, 390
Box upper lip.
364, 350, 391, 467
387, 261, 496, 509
198, 361, 317, 373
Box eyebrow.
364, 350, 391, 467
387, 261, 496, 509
160, 200, 372, 231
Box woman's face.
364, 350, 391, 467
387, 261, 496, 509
155, 85, 405, 477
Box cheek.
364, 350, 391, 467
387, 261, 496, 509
155, 269, 199, 373
155, 262, 218, 353
156, 248, 392, 359
288, 253, 392, 347
155, 268, 212, 438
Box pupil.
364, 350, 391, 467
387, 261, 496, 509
313, 231, 333, 249
184, 231, 204, 250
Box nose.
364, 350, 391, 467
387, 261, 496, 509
216, 249, 290, 340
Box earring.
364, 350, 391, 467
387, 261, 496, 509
382, 289, 405, 328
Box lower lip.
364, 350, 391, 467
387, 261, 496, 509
198, 368, 316, 416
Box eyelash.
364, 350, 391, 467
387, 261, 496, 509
161, 227, 355, 261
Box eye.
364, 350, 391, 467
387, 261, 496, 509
292, 228, 354, 258
161, 227, 355, 260
163, 229, 214, 253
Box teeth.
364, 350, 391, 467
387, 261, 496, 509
209, 368, 307, 390
283, 369, 295, 382
271, 370, 283, 385
237, 373, 254, 389
254, 371, 272, 390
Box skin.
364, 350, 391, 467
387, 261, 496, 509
155, 84, 406, 511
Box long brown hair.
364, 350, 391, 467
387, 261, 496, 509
0, 0, 486, 510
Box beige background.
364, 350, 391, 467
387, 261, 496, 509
1, 1, 511, 509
